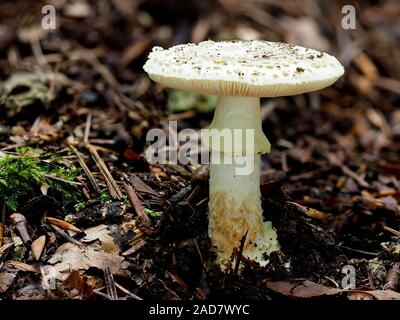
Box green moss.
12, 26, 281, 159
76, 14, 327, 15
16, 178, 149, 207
168, 90, 217, 113
100, 190, 113, 203
144, 208, 161, 219
14, 244, 27, 261
0, 149, 82, 212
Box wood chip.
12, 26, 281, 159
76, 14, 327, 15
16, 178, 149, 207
47, 217, 82, 233
129, 174, 159, 197
31, 235, 46, 261
88, 145, 123, 199
124, 183, 151, 226
6, 260, 39, 273
122, 239, 146, 256
70, 144, 101, 193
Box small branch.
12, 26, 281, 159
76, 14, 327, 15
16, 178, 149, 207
122, 239, 147, 256
103, 267, 118, 300
124, 183, 151, 226
10, 213, 31, 246
114, 282, 143, 300
69, 145, 101, 193
83, 114, 92, 145
48, 223, 83, 247
326, 153, 370, 188
234, 229, 248, 276
383, 226, 400, 238
88, 145, 123, 199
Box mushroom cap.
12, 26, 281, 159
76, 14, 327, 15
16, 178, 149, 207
143, 40, 344, 97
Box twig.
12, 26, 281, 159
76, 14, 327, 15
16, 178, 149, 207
46, 174, 83, 186
193, 238, 204, 268
114, 282, 143, 300
122, 239, 147, 256
48, 223, 83, 247
0, 205, 5, 248
186, 184, 201, 204
103, 267, 118, 300
88, 145, 123, 199
234, 229, 248, 276
69, 145, 101, 193
93, 288, 112, 300
83, 114, 92, 145
339, 245, 378, 256
124, 183, 151, 226
383, 226, 400, 238
326, 153, 370, 188
366, 265, 376, 290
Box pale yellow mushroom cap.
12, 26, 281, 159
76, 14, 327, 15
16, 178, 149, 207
143, 40, 344, 97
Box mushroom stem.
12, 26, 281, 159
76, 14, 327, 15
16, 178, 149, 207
209, 153, 279, 265
206, 96, 279, 266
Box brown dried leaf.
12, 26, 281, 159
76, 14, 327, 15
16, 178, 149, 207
5, 260, 39, 273
129, 174, 159, 197
46, 217, 81, 233
31, 235, 46, 261
265, 280, 342, 298
266, 280, 400, 300
63, 269, 93, 298
348, 290, 400, 300
82, 224, 120, 255
47, 242, 130, 281
0, 271, 16, 293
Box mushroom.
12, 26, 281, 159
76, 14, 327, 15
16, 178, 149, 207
143, 40, 344, 266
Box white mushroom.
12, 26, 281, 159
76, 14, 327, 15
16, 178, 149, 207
144, 40, 344, 267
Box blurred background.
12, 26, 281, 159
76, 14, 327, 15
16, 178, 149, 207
1, 0, 399, 149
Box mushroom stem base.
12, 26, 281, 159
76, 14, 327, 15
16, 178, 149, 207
209, 153, 280, 267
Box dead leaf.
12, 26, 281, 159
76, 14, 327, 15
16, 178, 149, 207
46, 217, 82, 233
63, 270, 93, 299
266, 280, 342, 298
266, 280, 400, 300
31, 235, 46, 261
0, 271, 16, 293
347, 291, 374, 300
82, 224, 120, 254
0, 243, 14, 259
129, 174, 159, 197
348, 290, 400, 300
46, 242, 130, 281
5, 260, 39, 273
122, 239, 146, 256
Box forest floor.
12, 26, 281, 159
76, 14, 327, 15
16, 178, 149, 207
0, 0, 399, 300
